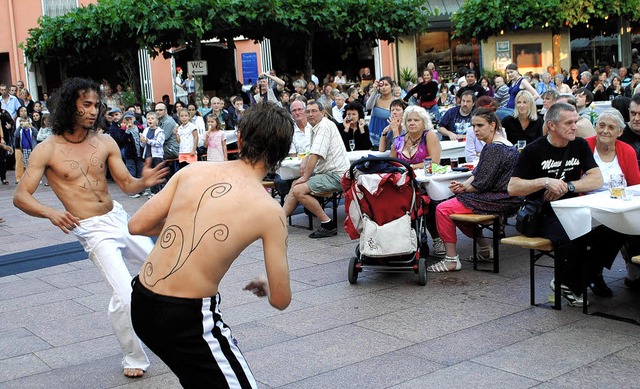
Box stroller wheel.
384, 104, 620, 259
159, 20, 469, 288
417, 257, 428, 286
348, 256, 359, 284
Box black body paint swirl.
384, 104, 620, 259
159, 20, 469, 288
143, 183, 232, 286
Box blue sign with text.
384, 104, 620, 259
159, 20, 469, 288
241, 53, 259, 85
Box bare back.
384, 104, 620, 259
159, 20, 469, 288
131, 161, 289, 299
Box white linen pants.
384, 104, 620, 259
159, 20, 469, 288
73, 201, 152, 370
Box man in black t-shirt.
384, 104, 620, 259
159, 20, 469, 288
620, 94, 640, 289
455, 70, 486, 104
508, 102, 625, 306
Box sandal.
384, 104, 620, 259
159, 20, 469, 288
427, 255, 461, 272
463, 246, 494, 263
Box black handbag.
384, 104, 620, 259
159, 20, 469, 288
515, 198, 544, 237
515, 144, 570, 237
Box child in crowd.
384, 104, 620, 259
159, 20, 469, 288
14, 118, 38, 183
174, 108, 198, 170
36, 114, 52, 186
140, 111, 165, 197
198, 95, 212, 117
203, 115, 227, 162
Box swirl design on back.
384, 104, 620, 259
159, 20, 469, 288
143, 183, 232, 286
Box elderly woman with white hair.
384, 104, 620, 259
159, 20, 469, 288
502, 90, 543, 145
389, 105, 441, 170
390, 105, 445, 255
584, 108, 640, 296
587, 109, 640, 193
553, 73, 572, 94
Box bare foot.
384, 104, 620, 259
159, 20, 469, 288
123, 368, 145, 378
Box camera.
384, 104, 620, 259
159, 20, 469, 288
378, 81, 384, 87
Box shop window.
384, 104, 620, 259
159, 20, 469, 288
416, 31, 479, 82
43, 0, 78, 17
514, 44, 542, 68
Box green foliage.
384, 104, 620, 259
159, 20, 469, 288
399, 67, 417, 87
24, 0, 431, 63
452, 0, 640, 41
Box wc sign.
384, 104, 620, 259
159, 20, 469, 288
187, 60, 208, 76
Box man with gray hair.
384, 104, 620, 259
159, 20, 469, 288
508, 102, 623, 307
282, 101, 349, 238
332, 92, 347, 123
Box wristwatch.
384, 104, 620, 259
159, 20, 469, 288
567, 181, 575, 193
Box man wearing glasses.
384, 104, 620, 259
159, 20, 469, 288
154, 103, 178, 178
282, 101, 349, 238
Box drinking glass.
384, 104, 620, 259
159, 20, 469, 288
349, 139, 355, 152
517, 140, 526, 153
609, 173, 626, 199
450, 157, 459, 169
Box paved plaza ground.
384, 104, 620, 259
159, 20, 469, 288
1, 169, 640, 388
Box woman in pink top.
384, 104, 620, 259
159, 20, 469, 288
390, 106, 441, 170
390, 105, 445, 255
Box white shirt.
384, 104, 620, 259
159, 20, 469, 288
332, 104, 345, 124
288, 122, 312, 154
177, 122, 197, 153
310, 117, 350, 175
592, 149, 624, 193
190, 115, 206, 147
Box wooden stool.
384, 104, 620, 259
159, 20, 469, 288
501, 236, 562, 310
450, 214, 501, 273
261, 180, 283, 204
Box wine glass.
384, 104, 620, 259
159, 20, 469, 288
349, 139, 355, 152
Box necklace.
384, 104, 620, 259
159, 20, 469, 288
406, 135, 421, 153
62, 130, 89, 144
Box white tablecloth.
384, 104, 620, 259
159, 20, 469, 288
225, 129, 237, 145
550, 185, 640, 240
414, 170, 473, 201
276, 150, 390, 180
440, 140, 466, 160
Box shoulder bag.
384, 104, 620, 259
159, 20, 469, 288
515, 145, 570, 237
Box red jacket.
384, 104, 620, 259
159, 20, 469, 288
586, 136, 640, 185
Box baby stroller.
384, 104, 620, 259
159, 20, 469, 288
342, 157, 428, 286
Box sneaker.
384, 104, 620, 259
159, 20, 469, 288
147, 193, 155, 200
141, 190, 152, 197
129, 193, 141, 198
309, 226, 337, 239
432, 238, 446, 257
550, 278, 587, 307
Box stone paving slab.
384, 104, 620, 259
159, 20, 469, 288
1, 172, 640, 388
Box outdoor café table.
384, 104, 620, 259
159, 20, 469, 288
440, 140, 466, 160
276, 150, 390, 180
550, 184, 640, 240
414, 169, 473, 201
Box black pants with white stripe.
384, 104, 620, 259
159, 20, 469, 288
131, 276, 257, 388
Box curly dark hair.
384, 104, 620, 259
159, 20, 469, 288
237, 102, 293, 171
49, 77, 103, 135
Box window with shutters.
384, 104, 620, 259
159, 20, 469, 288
42, 0, 78, 17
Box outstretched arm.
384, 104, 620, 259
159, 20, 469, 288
128, 169, 180, 236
